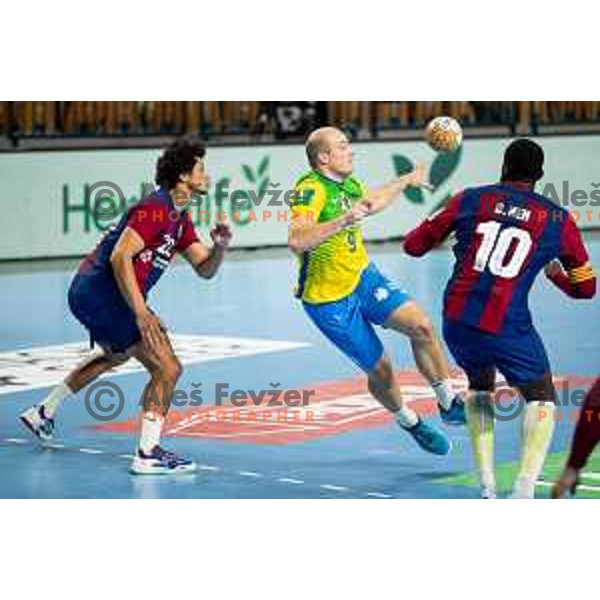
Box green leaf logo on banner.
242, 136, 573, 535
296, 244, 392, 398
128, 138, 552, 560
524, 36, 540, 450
392, 154, 424, 204
257, 156, 269, 177
392, 147, 463, 210
242, 157, 270, 192
429, 146, 462, 191
242, 165, 255, 183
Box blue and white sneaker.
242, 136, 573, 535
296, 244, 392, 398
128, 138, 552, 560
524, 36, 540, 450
401, 418, 452, 455
440, 396, 467, 426
481, 485, 497, 499
130, 445, 197, 475
19, 405, 55, 441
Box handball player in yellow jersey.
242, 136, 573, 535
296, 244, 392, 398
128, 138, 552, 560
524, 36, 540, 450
289, 127, 465, 455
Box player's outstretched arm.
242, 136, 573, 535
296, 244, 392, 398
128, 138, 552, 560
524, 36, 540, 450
364, 164, 427, 215
288, 202, 369, 254
182, 223, 232, 279
403, 194, 461, 257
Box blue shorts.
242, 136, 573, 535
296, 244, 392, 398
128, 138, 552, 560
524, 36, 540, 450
303, 263, 412, 372
443, 319, 551, 388
68, 274, 141, 354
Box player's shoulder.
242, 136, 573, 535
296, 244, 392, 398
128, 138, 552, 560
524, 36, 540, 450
127, 192, 169, 218
529, 189, 570, 216
135, 191, 169, 210
442, 185, 481, 208
294, 170, 324, 190
465, 183, 500, 196
292, 171, 328, 206
344, 174, 367, 196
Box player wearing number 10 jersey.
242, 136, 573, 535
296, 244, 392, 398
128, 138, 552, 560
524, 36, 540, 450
404, 138, 597, 498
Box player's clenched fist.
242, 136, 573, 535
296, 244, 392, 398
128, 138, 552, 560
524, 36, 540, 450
344, 201, 372, 226
544, 260, 563, 280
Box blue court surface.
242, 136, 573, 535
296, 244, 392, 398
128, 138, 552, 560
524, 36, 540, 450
1, 237, 599, 498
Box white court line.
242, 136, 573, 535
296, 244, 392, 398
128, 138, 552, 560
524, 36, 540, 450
366, 492, 393, 499
238, 471, 262, 478
0, 440, 397, 498
536, 481, 600, 493
320, 484, 349, 493
277, 477, 305, 485
581, 472, 600, 481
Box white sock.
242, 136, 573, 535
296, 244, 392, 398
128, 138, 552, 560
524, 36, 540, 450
513, 401, 556, 499
40, 382, 72, 417
395, 406, 419, 429
139, 412, 164, 454
465, 392, 496, 490
432, 379, 455, 410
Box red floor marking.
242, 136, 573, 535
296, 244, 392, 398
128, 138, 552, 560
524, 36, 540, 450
92, 370, 597, 445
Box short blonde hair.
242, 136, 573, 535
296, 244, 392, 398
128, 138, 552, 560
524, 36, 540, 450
305, 127, 340, 169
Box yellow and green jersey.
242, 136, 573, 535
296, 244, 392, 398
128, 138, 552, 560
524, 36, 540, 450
290, 170, 370, 304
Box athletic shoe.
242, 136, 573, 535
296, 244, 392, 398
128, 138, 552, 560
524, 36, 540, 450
401, 418, 452, 455
481, 485, 497, 499
130, 445, 197, 475
19, 405, 55, 441
440, 396, 467, 426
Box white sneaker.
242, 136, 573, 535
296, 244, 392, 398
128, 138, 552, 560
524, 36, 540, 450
130, 445, 197, 475
19, 405, 55, 441
509, 481, 535, 499
481, 485, 497, 499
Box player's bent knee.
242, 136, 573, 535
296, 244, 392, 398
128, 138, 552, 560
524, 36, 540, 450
411, 317, 435, 343
369, 355, 394, 386
468, 367, 496, 392
163, 357, 183, 383
516, 373, 557, 404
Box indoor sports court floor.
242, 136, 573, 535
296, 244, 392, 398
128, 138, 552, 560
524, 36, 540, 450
1, 237, 599, 498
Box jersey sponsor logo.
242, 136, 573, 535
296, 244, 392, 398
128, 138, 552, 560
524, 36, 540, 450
138, 249, 153, 264
0, 335, 309, 396
338, 195, 353, 212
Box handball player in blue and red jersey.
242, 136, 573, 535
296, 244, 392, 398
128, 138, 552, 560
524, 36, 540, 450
403, 139, 596, 498
20, 139, 232, 474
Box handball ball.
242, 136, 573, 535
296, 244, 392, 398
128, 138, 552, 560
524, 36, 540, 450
425, 116, 463, 152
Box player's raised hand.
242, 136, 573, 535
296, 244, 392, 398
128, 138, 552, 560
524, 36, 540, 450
403, 163, 429, 189
210, 223, 232, 248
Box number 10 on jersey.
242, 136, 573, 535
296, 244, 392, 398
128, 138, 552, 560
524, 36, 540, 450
474, 221, 532, 279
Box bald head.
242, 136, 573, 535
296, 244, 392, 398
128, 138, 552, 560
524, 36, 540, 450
305, 127, 353, 176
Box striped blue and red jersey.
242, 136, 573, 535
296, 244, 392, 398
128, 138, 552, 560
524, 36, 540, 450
404, 182, 593, 335
76, 189, 199, 299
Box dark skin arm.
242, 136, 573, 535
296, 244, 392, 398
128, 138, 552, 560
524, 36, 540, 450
181, 223, 232, 278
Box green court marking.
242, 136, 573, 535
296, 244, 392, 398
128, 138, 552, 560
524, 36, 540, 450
436, 450, 600, 498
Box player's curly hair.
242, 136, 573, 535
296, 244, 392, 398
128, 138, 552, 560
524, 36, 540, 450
155, 138, 206, 189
